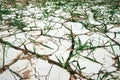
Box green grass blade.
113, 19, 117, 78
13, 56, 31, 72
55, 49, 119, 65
39, 42, 53, 49
83, 56, 102, 65
2, 45, 6, 68
55, 55, 63, 67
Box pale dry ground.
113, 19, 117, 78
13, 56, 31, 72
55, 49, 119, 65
0, 1, 120, 80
